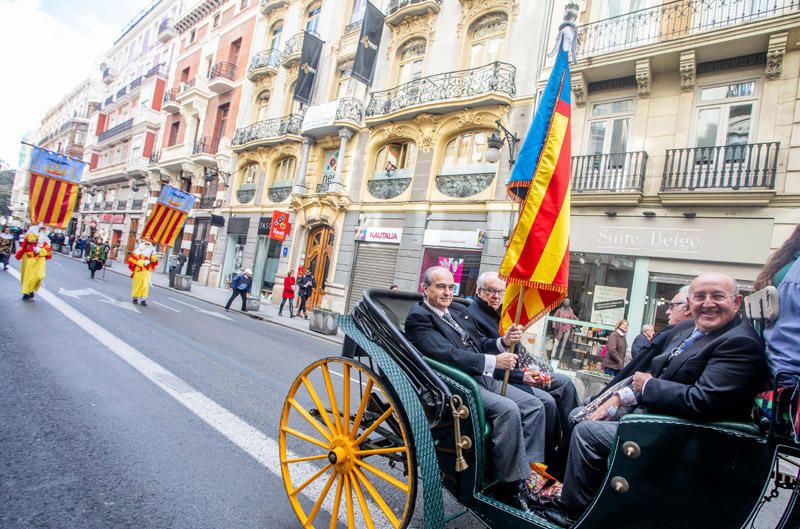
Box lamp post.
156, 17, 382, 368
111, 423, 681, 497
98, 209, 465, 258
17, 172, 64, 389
485, 119, 520, 169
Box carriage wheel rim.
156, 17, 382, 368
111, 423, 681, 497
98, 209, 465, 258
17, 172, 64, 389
279, 357, 415, 529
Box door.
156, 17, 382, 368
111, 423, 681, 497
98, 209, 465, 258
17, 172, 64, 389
303, 225, 335, 311
215, 103, 230, 141
126, 218, 139, 262
187, 218, 210, 281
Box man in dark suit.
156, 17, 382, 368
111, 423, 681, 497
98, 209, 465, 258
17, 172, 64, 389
405, 266, 548, 512
539, 273, 768, 526
468, 272, 579, 464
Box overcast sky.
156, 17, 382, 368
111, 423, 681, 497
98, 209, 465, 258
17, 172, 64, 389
0, 0, 154, 168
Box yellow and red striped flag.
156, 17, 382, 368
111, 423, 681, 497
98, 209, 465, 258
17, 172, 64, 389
499, 30, 573, 335
141, 185, 197, 247
27, 146, 86, 229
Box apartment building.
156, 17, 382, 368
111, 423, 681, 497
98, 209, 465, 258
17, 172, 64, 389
37, 79, 103, 160
78, 0, 182, 261
149, 0, 259, 286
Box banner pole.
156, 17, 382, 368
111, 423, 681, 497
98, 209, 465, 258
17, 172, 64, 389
20, 141, 87, 164
501, 284, 527, 397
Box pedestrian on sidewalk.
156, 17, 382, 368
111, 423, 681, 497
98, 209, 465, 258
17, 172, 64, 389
297, 269, 316, 319
86, 236, 108, 279
225, 269, 252, 312
15, 224, 51, 300
279, 270, 296, 318
128, 240, 159, 306
0, 226, 16, 271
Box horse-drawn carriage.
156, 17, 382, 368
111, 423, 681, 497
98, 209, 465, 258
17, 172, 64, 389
278, 288, 800, 528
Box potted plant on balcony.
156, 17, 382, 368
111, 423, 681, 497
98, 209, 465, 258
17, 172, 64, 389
309, 296, 339, 335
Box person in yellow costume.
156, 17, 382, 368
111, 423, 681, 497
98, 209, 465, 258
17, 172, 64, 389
128, 240, 158, 306
15, 223, 52, 300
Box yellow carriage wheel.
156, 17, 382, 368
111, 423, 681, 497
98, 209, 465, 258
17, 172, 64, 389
279, 357, 417, 529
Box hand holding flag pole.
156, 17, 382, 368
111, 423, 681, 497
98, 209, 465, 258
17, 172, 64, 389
501, 285, 526, 396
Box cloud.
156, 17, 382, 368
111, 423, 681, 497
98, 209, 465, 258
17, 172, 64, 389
0, 0, 150, 168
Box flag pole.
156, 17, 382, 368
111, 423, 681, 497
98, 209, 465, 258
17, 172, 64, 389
501, 284, 526, 396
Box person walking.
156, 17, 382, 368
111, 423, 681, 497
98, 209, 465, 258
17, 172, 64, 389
86, 236, 108, 279
279, 270, 296, 317
128, 240, 159, 306
0, 226, 16, 271
15, 224, 52, 300
296, 270, 316, 319
601, 319, 629, 376
225, 269, 252, 312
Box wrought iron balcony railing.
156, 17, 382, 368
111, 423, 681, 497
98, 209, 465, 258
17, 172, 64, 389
145, 63, 168, 79
344, 20, 362, 34
365, 61, 516, 117
367, 168, 413, 199
98, 119, 133, 142
335, 97, 363, 123
661, 142, 779, 191
132, 199, 144, 210
210, 61, 237, 81
179, 78, 196, 93
158, 18, 173, 34
572, 151, 648, 193
116, 86, 127, 99
116, 200, 127, 210
104, 96, 114, 106
103, 201, 113, 210
387, 0, 441, 13
163, 87, 179, 105
232, 113, 304, 146
149, 150, 161, 164
281, 31, 319, 64
268, 181, 293, 202
129, 77, 143, 91
199, 196, 217, 209
577, 0, 800, 58
248, 49, 281, 77
236, 183, 256, 204
193, 136, 220, 156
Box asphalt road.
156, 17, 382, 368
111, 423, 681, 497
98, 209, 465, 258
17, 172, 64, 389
0, 254, 793, 529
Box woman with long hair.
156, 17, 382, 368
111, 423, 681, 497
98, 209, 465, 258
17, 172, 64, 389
754, 224, 800, 291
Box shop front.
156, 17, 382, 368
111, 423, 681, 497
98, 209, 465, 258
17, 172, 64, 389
253, 211, 290, 297
419, 229, 486, 298
221, 216, 250, 287
345, 226, 403, 313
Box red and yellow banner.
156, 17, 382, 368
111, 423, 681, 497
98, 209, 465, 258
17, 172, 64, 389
29, 172, 79, 229
141, 203, 188, 248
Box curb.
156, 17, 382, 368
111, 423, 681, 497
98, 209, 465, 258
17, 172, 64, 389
55, 253, 344, 346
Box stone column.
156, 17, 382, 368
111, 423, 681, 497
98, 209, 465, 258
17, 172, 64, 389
294, 136, 314, 194
332, 128, 353, 193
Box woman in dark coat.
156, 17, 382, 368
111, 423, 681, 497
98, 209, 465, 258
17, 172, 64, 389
602, 319, 629, 376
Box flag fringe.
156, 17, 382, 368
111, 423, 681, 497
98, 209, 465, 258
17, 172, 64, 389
499, 274, 568, 293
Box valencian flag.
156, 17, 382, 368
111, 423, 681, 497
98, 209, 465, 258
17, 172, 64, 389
352, 1, 384, 86
27, 146, 86, 229
141, 185, 197, 247
293, 30, 324, 105
498, 23, 575, 335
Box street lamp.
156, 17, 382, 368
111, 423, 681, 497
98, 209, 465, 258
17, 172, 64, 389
486, 119, 520, 169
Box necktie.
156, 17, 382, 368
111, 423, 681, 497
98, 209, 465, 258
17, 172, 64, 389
442, 311, 474, 347
668, 329, 705, 359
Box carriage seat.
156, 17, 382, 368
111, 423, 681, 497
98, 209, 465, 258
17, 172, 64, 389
423, 357, 492, 440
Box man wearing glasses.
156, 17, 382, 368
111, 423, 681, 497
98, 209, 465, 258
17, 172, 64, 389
405, 266, 548, 512
666, 285, 692, 326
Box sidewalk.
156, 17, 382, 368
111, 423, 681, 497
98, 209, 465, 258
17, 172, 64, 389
60, 252, 344, 345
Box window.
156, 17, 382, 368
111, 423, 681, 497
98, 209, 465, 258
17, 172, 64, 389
213, 13, 221, 28
587, 98, 634, 167
229, 38, 242, 67
286, 81, 303, 114
349, 0, 366, 25
180, 67, 190, 83
215, 103, 230, 139
695, 81, 756, 151
270, 21, 283, 51
374, 141, 416, 178
189, 29, 196, 44
396, 38, 425, 85
306, 5, 321, 34
442, 131, 491, 169
274, 157, 296, 184
240, 0, 248, 8
335, 65, 355, 99
243, 163, 259, 184
468, 12, 507, 68
168, 121, 180, 146
256, 90, 270, 121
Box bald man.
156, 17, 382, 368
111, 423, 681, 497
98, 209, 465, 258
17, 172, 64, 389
538, 273, 769, 526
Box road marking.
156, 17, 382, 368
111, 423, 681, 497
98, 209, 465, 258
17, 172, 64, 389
152, 301, 180, 312
6, 267, 362, 525
168, 297, 233, 321
52, 261, 62, 267
329, 369, 367, 387
57, 286, 141, 313
59, 287, 96, 299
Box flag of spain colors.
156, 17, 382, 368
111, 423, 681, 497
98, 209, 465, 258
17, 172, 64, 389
499, 41, 572, 335
27, 146, 86, 229
141, 185, 197, 248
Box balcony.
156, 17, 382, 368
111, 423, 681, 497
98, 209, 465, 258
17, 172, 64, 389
176, 78, 212, 108
103, 201, 113, 210
157, 18, 177, 43
159, 144, 193, 172
102, 67, 117, 84
260, 0, 288, 16
98, 118, 134, 143
236, 183, 256, 204
149, 150, 161, 165
571, 151, 647, 205
104, 95, 114, 107
247, 49, 281, 81
145, 63, 168, 80
199, 196, 217, 209
367, 168, 413, 200
282, 32, 318, 68
133, 199, 145, 210
116, 86, 128, 100
576, 0, 800, 59
116, 200, 128, 210
128, 156, 149, 176
344, 20, 362, 35
660, 142, 779, 205
208, 61, 237, 94
365, 61, 516, 125
385, 0, 442, 26
232, 113, 304, 151
268, 180, 293, 202
129, 77, 143, 92
162, 88, 180, 113
192, 136, 220, 167
302, 98, 363, 137
435, 165, 496, 198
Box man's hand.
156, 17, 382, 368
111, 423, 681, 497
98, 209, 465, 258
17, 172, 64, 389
522, 370, 546, 388
496, 352, 518, 370
144, 259, 150, 267
589, 395, 621, 421
33, 246, 40, 254
502, 324, 523, 348
632, 372, 653, 394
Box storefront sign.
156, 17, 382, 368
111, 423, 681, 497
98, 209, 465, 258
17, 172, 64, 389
101, 213, 113, 223
571, 216, 773, 264
590, 285, 628, 325
227, 217, 249, 234
355, 226, 403, 244
111, 214, 124, 223
423, 229, 484, 249
269, 211, 291, 241
257, 216, 271, 235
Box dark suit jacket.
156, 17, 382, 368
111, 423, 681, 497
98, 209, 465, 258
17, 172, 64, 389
405, 301, 500, 377
467, 297, 525, 383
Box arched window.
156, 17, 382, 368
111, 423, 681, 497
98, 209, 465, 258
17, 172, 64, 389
443, 131, 491, 168
269, 21, 283, 51
237, 163, 259, 203
437, 131, 496, 198
305, 4, 321, 34
268, 157, 295, 202
396, 38, 425, 85
255, 90, 270, 121
468, 12, 507, 68
374, 141, 416, 178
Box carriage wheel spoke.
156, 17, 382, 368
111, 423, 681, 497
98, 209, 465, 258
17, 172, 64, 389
329, 475, 344, 529
301, 375, 338, 436
354, 406, 394, 446
284, 453, 330, 464
351, 471, 376, 529
354, 446, 407, 457
354, 467, 401, 528
345, 471, 356, 528
288, 398, 333, 443
289, 463, 332, 497
342, 364, 351, 436
349, 379, 375, 438
282, 426, 330, 450
321, 364, 344, 434
306, 471, 337, 526
355, 459, 410, 493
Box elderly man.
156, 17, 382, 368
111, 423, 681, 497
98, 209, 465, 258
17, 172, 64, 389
468, 272, 579, 464
666, 285, 692, 325
630, 324, 655, 359
539, 273, 768, 526
405, 266, 548, 512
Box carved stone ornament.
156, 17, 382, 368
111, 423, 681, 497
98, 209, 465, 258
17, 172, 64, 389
367, 177, 412, 199
387, 14, 435, 57
571, 71, 586, 107
635, 59, 651, 98
679, 50, 695, 92
457, 0, 519, 33
766, 32, 788, 81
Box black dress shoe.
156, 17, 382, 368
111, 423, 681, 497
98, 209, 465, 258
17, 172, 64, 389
538, 506, 577, 528
495, 481, 532, 513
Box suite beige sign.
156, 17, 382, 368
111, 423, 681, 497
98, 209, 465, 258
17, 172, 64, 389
571, 216, 773, 264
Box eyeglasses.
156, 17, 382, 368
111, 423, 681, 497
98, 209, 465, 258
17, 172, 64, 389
667, 301, 686, 309
479, 287, 505, 296
690, 292, 733, 303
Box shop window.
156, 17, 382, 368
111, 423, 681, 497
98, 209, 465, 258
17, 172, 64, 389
586, 98, 633, 169
396, 38, 425, 85
467, 12, 507, 68
695, 80, 756, 162
306, 4, 321, 34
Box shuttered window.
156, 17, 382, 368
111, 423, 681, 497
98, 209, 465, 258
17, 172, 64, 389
346, 243, 399, 313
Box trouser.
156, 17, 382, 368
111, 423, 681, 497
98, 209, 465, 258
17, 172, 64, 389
477, 376, 547, 483
226, 289, 248, 311
559, 420, 618, 514
0, 254, 9, 269
279, 297, 294, 316
88, 260, 103, 278
298, 294, 310, 315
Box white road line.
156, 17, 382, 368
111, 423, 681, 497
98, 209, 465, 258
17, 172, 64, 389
152, 301, 180, 312
168, 297, 233, 321
329, 369, 367, 387
5, 267, 363, 525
